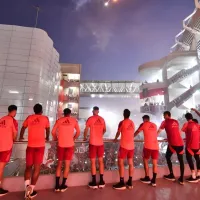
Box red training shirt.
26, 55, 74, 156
159, 118, 183, 146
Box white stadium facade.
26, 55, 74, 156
139, 0, 200, 121
0, 24, 60, 129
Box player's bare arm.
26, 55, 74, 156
83, 127, 89, 141
181, 123, 187, 135
157, 129, 162, 135
13, 130, 17, 141
134, 129, 140, 137
19, 126, 26, 140
103, 127, 106, 135
103, 120, 106, 135
45, 127, 50, 141
114, 131, 120, 143
74, 127, 80, 140
52, 133, 57, 141
51, 123, 58, 141
191, 108, 200, 117
134, 123, 143, 137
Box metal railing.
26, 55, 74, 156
171, 7, 199, 51
168, 82, 200, 110
80, 81, 140, 94
174, 30, 191, 51
168, 65, 200, 85
183, 8, 199, 35
4, 140, 186, 177
140, 105, 166, 114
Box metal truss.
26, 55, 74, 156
80, 81, 140, 94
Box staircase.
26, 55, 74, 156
168, 82, 200, 110
168, 65, 200, 85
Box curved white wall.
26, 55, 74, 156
0, 24, 60, 130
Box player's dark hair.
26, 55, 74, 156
8, 105, 17, 112
163, 111, 171, 117
193, 119, 199, 123
185, 113, 193, 121
33, 104, 43, 114
124, 109, 131, 119
64, 108, 71, 116
93, 106, 99, 111
142, 115, 150, 121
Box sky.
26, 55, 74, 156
0, 0, 194, 81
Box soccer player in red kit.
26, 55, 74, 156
134, 115, 159, 187
158, 111, 184, 185
113, 109, 135, 190
19, 104, 50, 199
84, 106, 106, 189
191, 109, 200, 132
52, 108, 80, 192
0, 105, 17, 196
182, 113, 200, 183
192, 119, 200, 132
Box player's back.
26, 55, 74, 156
0, 115, 16, 151
142, 121, 158, 150
56, 116, 78, 147
86, 115, 105, 146
119, 119, 135, 150
24, 114, 49, 147
163, 118, 183, 146
185, 121, 200, 149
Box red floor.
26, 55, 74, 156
1, 179, 200, 200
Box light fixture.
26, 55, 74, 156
29, 98, 33, 101
104, 2, 109, 6
99, 94, 103, 98
9, 90, 19, 94
91, 94, 95, 98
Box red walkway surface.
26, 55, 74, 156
1, 179, 200, 200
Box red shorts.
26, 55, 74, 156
89, 144, 104, 159
118, 147, 134, 159
57, 146, 74, 161
143, 148, 159, 160
26, 147, 45, 166
0, 149, 12, 163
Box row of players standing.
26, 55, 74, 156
0, 104, 200, 198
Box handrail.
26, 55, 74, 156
13, 139, 168, 144
170, 43, 178, 52
171, 5, 199, 50
183, 8, 200, 35
168, 64, 200, 85
168, 82, 200, 110
174, 30, 189, 50
175, 30, 188, 48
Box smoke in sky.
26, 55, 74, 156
73, 0, 91, 10
73, 0, 105, 10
